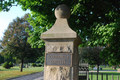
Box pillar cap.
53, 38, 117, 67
55, 4, 71, 19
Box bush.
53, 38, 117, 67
3, 61, 10, 69
9, 62, 13, 67
31, 63, 37, 67
90, 65, 95, 70
37, 64, 42, 67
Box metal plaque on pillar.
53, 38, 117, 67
45, 53, 72, 67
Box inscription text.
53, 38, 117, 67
46, 53, 72, 66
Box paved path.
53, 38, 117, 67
7, 72, 44, 80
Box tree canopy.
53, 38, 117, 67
79, 46, 105, 78
79, 46, 104, 66
1, 0, 120, 65
0, 14, 39, 72
0, 0, 17, 11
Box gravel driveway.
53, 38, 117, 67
7, 72, 44, 80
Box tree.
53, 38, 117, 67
88, 19, 120, 65
18, 0, 120, 47
3, 55, 15, 63
0, 54, 4, 64
79, 46, 104, 80
35, 47, 45, 64
1, 0, 120, 66
0, 14, 39, 72
0, 0, 17, 11
79, 46, 104, 71
19, 0, 120, 66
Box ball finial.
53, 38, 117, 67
55, 4, 71, 19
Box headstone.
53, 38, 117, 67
117, 69, 120, 72
41, 4, 82, 80
26, 64, 28, 68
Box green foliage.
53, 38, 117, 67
31, 63, 37, 67
36, 56, 44, 63
36, 48, 45, 63
25, 14, 47, 48
9, 62, 13, 67
37, 63, 43, 67
3, 61, 10, 69
1, 0, 120, 66
3, 55, 16, 63
0, 14, 40, 72
79, 46, 104, 66
88, 19, 120, 65
90, 65, 95, 69
0, 0, 17, 11
18, 0, 120, 47
18, 0, 120, 60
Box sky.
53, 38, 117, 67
0, 5, 30, 39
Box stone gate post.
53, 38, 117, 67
41, 4, 82, 80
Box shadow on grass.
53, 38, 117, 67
0, 67, 20, 71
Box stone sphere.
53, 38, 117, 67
55, 4, 71, 19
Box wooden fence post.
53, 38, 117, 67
112, 74, 113, 80
106, 74, 108, 80
87, 71, 89, 80
101, 73, 103, 80
91, 73, 93, 80
117, 76, 119, 80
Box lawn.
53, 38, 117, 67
1, 65, 120, 80
88, 72, 120, 80
0, 66, 43, 80
82, 66, 120, 80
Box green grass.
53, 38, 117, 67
81, 65, 120, 80
89, 72, 120, 80
0, 66, 43, 80
1, 65, 120, 80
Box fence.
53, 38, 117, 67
79, 63, 89, 80
89, 72, 120, 80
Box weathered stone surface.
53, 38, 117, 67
55, 4, 71, 19
45, 66, 71, 80
41, 19, 77, 39
45, 42, 73, 53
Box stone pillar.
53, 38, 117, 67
41, 4, 82, 80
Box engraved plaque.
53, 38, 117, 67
46, 53, 72, 66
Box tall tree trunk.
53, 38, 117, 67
20, 58, 24, 72
97, 65, 99, 80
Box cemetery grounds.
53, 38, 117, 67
0, 65, 43, 80
0, 65, 120, 80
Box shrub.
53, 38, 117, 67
3, 61, 10, 69
90, 65, 95, 70
31, 63, 37, 67
9, 62, 13, 67
37, 64, 42, 67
